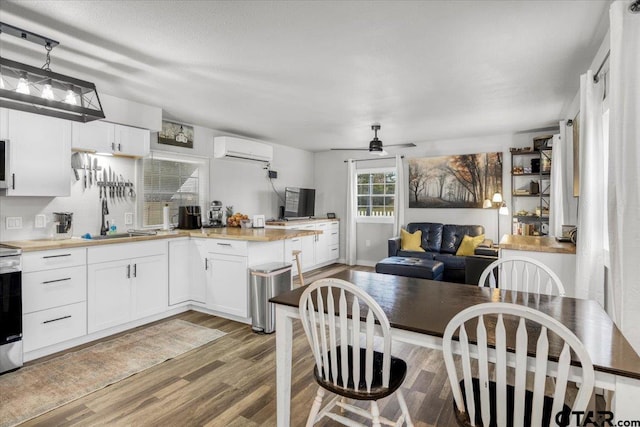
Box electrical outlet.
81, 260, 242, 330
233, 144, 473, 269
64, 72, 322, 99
124, 212, 133, 225
268, 170, 277, 179
6, 216, 23, 230
35, 214, 46, 228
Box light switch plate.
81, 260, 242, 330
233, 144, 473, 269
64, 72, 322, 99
124, 212, 133, 225
35, 214, 46, 228
6, 216, 23, 229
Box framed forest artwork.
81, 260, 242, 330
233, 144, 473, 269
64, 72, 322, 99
408, 152, 503, 208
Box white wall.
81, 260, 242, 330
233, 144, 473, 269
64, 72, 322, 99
315, 130, 561, 266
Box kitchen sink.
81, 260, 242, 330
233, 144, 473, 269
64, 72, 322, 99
85, 231, 157, 240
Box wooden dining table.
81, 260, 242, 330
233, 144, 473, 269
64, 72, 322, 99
270, 270, 640, 426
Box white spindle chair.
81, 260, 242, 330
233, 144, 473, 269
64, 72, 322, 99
443, 302, 595, 427
478, 256, 566, 296
299, 278, 413, 427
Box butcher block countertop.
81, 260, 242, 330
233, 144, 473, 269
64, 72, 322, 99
499, 235, 576, 255
2, 228, 320, 252
265, 218, 339, 227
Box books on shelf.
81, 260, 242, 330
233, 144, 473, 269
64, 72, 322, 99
513, 222, 536, 236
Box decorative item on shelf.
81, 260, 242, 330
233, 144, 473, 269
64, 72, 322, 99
533, 135, 553, 151
529, 180, 540, 195
0, 22, 105, 122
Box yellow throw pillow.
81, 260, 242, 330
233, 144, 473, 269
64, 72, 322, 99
400, 229, 425, 252
456, 234, 486, 256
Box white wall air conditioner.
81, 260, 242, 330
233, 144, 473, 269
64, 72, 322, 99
213, 136, 273, 163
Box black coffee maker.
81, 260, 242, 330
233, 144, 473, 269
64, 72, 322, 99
178, 206, 202, 229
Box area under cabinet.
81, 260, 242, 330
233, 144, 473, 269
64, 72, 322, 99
87, 240, 168, 333
21, 248, 87, 353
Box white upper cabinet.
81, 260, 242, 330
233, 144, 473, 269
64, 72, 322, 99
1, 108, 71, 197
71, 121, 150, 157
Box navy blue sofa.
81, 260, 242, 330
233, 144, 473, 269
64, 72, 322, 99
387, 222, 498, 284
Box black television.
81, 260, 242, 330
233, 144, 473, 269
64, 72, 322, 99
284, 187, 316, 219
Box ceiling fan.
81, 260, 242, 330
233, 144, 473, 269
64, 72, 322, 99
330, 124, 416, 155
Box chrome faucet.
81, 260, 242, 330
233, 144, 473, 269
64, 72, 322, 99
100, 198, 109, 236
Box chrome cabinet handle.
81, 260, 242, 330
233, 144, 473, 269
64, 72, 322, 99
42, 277, 71, 284
12, 173, 15, 190
43, 253, 72, 259
127, 264, 131, 279
118, 143, 122, 151
43, 315, 71, 324
133, 263, 137, 278
216, 243, 232, 246
205, 258, 209, 270
112, 142, 115, 151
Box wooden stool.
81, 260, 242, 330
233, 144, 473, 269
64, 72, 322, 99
292, 250, 304, 287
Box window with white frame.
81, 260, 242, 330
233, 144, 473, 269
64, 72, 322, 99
356, 167, 396, 222
141, 153, 208, 227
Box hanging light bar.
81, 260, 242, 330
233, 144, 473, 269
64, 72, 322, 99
0, 22, 105, 122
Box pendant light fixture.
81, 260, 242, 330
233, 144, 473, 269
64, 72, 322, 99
0, 21, 105, 122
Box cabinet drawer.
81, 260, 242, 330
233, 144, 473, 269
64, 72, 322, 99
88, 240, 167, 264
329, 221, 339, 230
207, 239, 248, 256
329, 230, 339, 245
329, 245, 339, 260
23, 248, 86, 272
23, 302, 87, 353
22, 265, 87, 314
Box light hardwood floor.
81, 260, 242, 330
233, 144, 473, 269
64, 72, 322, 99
21, 264, 457, 427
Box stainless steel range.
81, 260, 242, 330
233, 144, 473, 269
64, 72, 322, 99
0, 244, 22, 374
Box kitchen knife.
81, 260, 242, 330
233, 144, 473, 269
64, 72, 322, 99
71, 152, 80, 180
88, 154, 92, 187
83, 154, 87, 189
93, 157, 98, 185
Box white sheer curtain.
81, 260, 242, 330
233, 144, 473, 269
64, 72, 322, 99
393, 155, 405, 236
549, 131, 564, 237
607, 0, 640, 351
345, 159, 357, 265
574, 70, 605, 304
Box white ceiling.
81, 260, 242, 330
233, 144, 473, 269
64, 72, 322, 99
0, 0, 610, 152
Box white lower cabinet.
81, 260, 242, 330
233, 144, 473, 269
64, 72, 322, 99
87, 241, 168, 333
207, 253, 248, 318
270, 220, 340, 273
23, 302, 87, 353
22, 248, 87, 353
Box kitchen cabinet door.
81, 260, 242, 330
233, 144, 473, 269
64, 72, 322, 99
191, 240, 208, 303
169, 238, 191, 305
132, 254, 168, 319
4, 108, 71, 196
115, 124, 150, 157
207, 253, 248, 318
315, 222, 332, 265
71, 120, 114, 153
297, 224, 316, 271
87, 259, 132, 333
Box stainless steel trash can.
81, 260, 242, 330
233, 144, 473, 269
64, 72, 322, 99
250, 262, 292, 333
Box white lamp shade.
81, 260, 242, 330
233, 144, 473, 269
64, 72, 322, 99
492, 192, 503, 203
483, 199, 492, 209
499, 202, 509, 216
